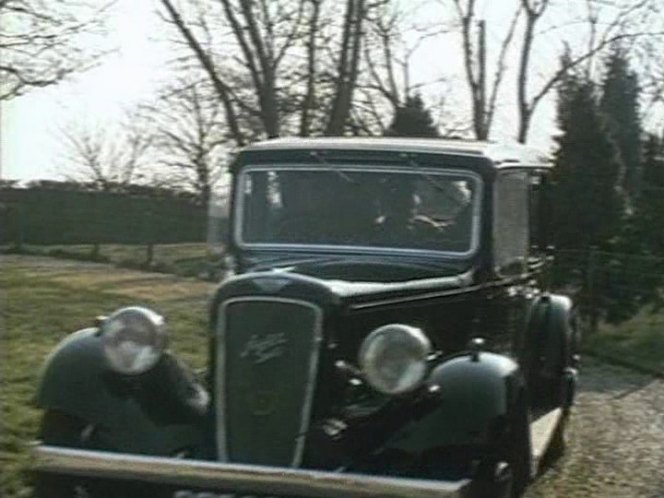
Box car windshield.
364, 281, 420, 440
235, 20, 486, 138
237, 165, 481, 255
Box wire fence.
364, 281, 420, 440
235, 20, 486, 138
0, 188, 209, 245
2, 188, 662, 326
551, 248, 664, 333
0, 187, 232, 271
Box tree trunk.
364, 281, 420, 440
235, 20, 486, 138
517, 9, 536, 144
325, 0, 366, 136
300, 0, 321, 137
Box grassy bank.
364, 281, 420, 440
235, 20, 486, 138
582, 306, 664, 376
0, 256, 212, 497
2, 243, 222, 280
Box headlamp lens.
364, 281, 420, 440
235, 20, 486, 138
359, 324, 431, 395
101, 306, 167, 375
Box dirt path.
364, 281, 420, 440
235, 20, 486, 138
527, 359, 664, 498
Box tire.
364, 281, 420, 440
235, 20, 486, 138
540, 411, 568, 469
506, 395, 532, 498
535, 314, 575, 470
36, 411, 177, 498
35, 411, 85, 498
35, 410, 115, 498
473, 394, 531, 498
471, 460, 513, 498
528, 301, 579, 412
542, 311, 577, 467
35, 473, 98, 498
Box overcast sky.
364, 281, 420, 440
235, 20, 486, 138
2, 0, 172, 181
1, 0, 628, 183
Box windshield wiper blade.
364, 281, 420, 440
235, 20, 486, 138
252, 255, 345, 272
400, 153, 465, 209
310, 151, 357, 184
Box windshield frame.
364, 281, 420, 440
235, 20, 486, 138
234, 163, 483, 259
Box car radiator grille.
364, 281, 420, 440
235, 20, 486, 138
216, 297, 323, 467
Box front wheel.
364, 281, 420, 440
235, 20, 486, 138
35, 410, 121, 498
540, 412, 568, 470
471, 460, 513, 498
508, 397, 533, 497
475, 394, 532, 498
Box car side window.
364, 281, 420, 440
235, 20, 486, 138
528, 173, 548, 253
494, 171, 529, 276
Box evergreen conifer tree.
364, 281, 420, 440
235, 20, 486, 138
552, 68, 628, 328
385, 94, 440, 138
553, 73, 624, 251
600, 47, 642, 205
552, 63, 664, 325
635, 134, 664, 254
602, 133, 664, 322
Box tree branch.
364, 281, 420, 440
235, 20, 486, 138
160, 0, 245, 146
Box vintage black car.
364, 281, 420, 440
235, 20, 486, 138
33, 138, 578, 498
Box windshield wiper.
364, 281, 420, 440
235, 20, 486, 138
400, 153, 465, 209
310, 151, 357, 184
251, 255, 346, 272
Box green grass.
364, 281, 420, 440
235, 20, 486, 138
583, 305, 664, 375
0, 256, 213, 497
3, 243, 224, 280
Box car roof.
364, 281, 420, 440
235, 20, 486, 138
242, 137, 552, 169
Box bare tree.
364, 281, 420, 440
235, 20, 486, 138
361, 3, 410, 114
442, 0, 664, 142
324, 0, 368, 135
451, 0, 521, 140
354, 4, 409, 134
0, 0, 111, 100
60, 117, 153, 190
515, 0, 664, 143
158, 0, 377, 143
354, 2, 460, 136
142, 78, 228, 207
514, 0, 551, 143
300, 0, 323, 136
630, 24, 664, 128
158, 0, 247, 146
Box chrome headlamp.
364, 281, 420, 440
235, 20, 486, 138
101, 306, 168, 375
358, 324, 431, 395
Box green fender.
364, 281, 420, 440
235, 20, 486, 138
387, 352, 523, 452
526, 294, 576, 379
36, 328, 206, 456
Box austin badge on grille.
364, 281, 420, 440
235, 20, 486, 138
240, 333, 287, 364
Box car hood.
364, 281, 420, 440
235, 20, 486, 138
241, 252, 468, 280
232, 252, 476, 304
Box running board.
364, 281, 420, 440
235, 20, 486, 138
530, 408, 563, 470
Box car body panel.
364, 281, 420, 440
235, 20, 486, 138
388, 352, 522, 452
37, 329, 204, 456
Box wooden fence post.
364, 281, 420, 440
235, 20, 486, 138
144, 205, 154, 267
586, 246, 599, 333
14, 204, 24, 251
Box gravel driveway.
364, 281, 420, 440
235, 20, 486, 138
526, 358, 664, 498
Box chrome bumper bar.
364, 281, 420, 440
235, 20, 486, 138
33, 444, 471, 498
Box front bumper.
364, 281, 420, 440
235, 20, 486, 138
33, 444, 471, 498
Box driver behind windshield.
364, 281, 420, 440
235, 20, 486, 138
374, 178, 439, 247
373, 176, 472, 251
246, 169, 474, 253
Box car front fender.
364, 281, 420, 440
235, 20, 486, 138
386, 351, 524, 452
528, 294, 576, 378
36, 328, 206, 457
